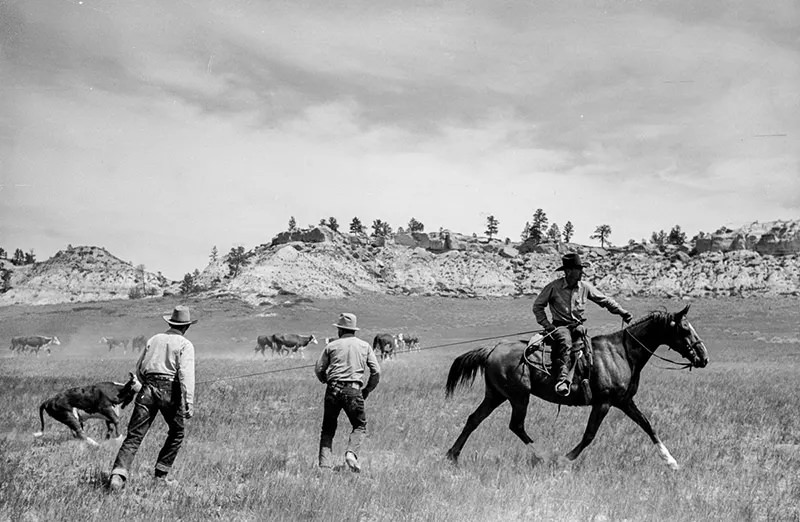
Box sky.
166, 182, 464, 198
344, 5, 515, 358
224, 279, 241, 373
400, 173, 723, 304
1, 0, 798, 280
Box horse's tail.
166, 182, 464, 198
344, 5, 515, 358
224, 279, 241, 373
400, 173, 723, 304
445, 346, 493, 398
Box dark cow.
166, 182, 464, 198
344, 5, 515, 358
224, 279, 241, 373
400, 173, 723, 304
100, 336, 129, 353
131, 335, 147, 353
10, 336, 61, 356
373, 334, 398, 361
271, 333, 318, 358
254, 335, 278, 357
33, 373, 141, 446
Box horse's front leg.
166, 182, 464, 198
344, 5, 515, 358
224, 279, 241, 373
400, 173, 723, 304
618, 399, 679, 470
565, 402, 611, 461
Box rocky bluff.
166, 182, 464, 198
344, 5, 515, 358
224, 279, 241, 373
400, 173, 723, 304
1, 220, 798, 306
196, 220, 800, 306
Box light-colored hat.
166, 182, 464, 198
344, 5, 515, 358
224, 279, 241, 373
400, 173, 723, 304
163, 305, 198, 326
333, 312, 359, 331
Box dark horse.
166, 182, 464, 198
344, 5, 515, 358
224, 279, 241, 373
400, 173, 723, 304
445, 305, 708, 470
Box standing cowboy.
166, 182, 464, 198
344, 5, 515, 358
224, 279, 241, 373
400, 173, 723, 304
315, 313, 381, 472
533, 253, 632, 396
108, 305, 197, 491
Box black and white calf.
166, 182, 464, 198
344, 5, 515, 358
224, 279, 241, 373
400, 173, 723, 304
33, 373, 141, 446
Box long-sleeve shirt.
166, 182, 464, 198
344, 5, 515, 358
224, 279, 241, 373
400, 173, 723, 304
533, 278, 628, 328
315, 336, 381, 393
135, 329, 195, 409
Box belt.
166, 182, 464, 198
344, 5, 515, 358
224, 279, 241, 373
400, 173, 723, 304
144, 373, 175, 383
329, 381, 361, 390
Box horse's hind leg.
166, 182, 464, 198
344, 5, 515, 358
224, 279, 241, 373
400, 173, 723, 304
617, 400, 679, 470
508, 394, 549, 466
565, 402, 610, 461
446, 389, 505, 463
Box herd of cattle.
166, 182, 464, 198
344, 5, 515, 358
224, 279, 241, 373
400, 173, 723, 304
10, 332, 421, 360
8, 335, 149, 356
253, 332, 420, 360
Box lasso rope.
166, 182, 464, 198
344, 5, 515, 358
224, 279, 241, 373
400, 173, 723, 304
196, 329, 541, 386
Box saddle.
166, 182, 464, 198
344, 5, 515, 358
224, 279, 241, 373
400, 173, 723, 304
522, 331, 594, 403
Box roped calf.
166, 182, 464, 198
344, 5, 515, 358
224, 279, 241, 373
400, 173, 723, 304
33, 373, 142, 447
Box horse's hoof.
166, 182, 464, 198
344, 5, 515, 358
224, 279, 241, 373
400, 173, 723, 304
445, 451, 459, 464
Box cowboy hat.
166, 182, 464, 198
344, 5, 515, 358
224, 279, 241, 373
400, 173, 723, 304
163, 305, 198, 326
555, 252, 591, 271
333, 312, 359, 331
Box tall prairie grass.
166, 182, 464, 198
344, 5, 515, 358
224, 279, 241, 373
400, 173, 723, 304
1, 295, 798, 521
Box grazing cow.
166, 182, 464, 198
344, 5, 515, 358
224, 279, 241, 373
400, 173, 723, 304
373, 334, 398, 361
33, 373, 141, 446
100, 336, 129, 353
10, 336, 61, 356
131, 335, 147, 353
398, 333, 420, 352
271, 333, 318, 358
254, 335, 278, 357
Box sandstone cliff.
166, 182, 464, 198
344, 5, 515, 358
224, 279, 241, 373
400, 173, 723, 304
1, 221, 798, 307
0, 246, 177, 306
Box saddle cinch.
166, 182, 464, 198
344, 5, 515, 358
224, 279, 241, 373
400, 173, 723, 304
523, 330, 594, 404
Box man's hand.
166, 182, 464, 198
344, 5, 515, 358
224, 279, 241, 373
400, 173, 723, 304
185, 404, 194, 419
543, 324, 556, 334
621, 311, 633, 324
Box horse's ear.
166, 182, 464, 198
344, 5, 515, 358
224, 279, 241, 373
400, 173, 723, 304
677, 304, 691, 318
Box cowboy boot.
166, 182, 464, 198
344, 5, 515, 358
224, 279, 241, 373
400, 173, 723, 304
318, 445, 333, 469
554, 350, 572, 396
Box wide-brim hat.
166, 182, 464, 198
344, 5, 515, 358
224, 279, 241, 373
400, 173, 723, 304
333, 312, 359, 331
555, 252, 591, 271
163, 305, 198, 326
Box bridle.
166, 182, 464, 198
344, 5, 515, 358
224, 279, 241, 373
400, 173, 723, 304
622, 318, 701, 371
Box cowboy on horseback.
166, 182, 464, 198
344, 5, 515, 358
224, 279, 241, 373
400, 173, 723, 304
533, 253, 633, 396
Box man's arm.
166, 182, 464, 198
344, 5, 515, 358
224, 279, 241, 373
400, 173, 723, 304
363, 347, 381, 398
134, 342, 148, 384
585, 282, 631, 321
314, 346, 330, 383
178, 341, 196, 418
532, 282, 555, 330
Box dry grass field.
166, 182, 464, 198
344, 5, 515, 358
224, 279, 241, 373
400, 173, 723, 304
1, 294, 799, 521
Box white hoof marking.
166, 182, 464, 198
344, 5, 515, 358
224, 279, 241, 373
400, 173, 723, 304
656, 442, 679, 470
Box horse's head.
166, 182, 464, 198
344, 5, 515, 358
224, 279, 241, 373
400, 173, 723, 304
665, 304, 708, 368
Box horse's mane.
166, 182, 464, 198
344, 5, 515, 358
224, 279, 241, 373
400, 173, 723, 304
625, 309, 673, 331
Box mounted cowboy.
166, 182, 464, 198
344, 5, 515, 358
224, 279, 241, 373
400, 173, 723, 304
533, 253, 633, 396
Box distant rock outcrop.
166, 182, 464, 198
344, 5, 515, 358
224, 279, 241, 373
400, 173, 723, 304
0, 246, 177, 306
2, 221, 798, 307
693, 220, 800, 256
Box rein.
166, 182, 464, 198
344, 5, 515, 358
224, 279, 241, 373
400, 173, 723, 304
622, 320, 693, 371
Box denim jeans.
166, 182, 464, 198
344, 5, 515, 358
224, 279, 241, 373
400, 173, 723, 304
111, 379, 185, 480
319, 384, 366, 467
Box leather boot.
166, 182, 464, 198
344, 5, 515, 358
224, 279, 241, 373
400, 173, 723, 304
554, 350, 571, 396
318, 446, 333, 469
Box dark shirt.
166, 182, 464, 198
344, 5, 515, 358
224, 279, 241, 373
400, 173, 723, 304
533, 278, 628, 328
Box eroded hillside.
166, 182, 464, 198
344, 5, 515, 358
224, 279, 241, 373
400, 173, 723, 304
1, 221, 799, 306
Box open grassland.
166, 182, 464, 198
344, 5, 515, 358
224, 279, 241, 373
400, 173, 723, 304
1, 295, 799, 521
